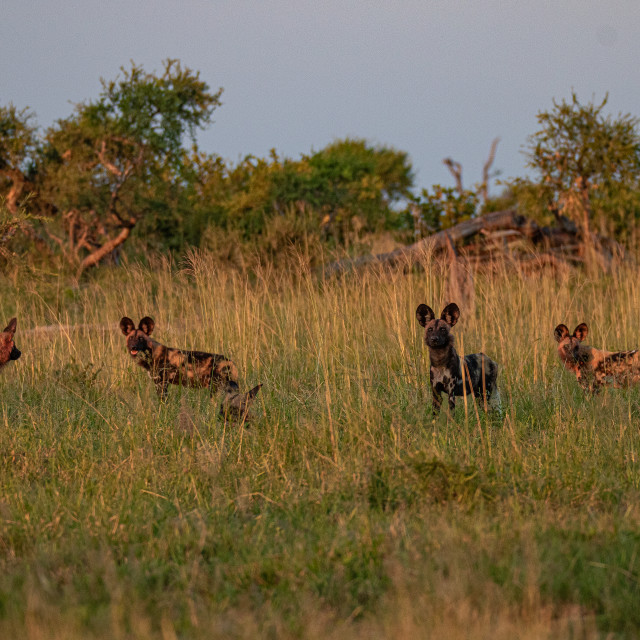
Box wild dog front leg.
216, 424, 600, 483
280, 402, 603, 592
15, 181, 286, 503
588, 379, 603, 395
152, 375, 169, 402
578, 371, 600, 395
431, 386, 443, 414
445, 378, 456, 412
592, 369, 608, 394
430, 374, 443, 414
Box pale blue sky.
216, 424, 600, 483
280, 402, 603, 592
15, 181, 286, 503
2, 1, 639, 195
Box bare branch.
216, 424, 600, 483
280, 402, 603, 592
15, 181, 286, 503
108, 194, 136, 229
79, 226, 132, 272
2, 169, 28, 214
480, 137, 500, 202
97, 140, 124, 178
443, 158, 464, 194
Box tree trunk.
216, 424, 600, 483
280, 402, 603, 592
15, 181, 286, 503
322, 209, 527, 276
79, 226, 131, 272
4, 169, 27, 214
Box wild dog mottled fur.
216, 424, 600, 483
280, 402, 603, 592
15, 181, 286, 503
0, 318, 21, 370
416, 303, 498, 413
119, 316, 238, 401
554, 322, 640, 393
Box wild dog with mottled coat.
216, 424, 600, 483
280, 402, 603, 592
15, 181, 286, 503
416, 303, 499, 413
0, 318, 21, 370
119, 316, 238, 401
554, 322, 640, 393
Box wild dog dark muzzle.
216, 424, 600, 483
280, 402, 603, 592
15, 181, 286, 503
567, 343, 587, 364
9, 345, 20, 361
572, 349, 586, 363
127, 335, 148, 357
426, 335, 448, 348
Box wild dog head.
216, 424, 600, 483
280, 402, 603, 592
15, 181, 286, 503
554, 323, 589, 371
220, 382, 263, 424
119, 316, 155, 360
416, 303, 460, 350
0, 318, 20, 369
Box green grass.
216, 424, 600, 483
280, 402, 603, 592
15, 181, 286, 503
1, 252, 640, 638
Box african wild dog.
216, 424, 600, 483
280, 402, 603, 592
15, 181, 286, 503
416, 303, 499, 413
119, 316, 238, 402
220, 381, 263, 424
0, 318, 21, 370
554, 322, 640, 393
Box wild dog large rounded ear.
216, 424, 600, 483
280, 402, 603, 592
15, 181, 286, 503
416, 304, 435, 327
3, 318, 17, 336
138, 317, 155, 335
554, 324, 570, 342
119, 317, 135, 336
441, 303, 460, 327
248, 383, 263, 399
573, 323, 588, 342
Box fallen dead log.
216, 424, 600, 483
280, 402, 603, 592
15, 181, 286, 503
321, 209, 514, 276
321, 208, 624, 277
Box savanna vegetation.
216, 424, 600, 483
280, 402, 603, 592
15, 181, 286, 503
3, 63, 638, 275
3, 258, 640, 638
2, 62, 640, 639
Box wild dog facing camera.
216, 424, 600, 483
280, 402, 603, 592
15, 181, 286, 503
416, 303, 498, 414
119, 314, 239, 402
120, 316, 155, 358
554, 321, 640, 393
416, 303, 459, 350
554, 323, 589, 367
0, 318, 21, 369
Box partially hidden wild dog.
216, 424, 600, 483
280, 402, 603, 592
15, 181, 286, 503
554, 322, 640, 393
0, 318, 21, 370
120, 315, 240, 401
416, 303, 499, 414
220, 381, 263, 425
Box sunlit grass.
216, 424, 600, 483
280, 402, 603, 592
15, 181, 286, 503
1, 252, 640, 638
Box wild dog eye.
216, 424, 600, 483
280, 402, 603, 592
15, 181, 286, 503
427, 327, 432, 333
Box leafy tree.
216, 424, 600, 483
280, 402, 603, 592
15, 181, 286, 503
301, 139, 413, 220
0, 200, 34, 264
39, 59, 221, 270
187, 138, 414, 246
0, 105, 39, 214
513, 92, 640, 236
410, 185, 479, 235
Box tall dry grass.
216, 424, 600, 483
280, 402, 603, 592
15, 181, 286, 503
1, 250, 640, 638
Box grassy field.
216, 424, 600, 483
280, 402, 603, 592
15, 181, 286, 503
1, 250, 640, 638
